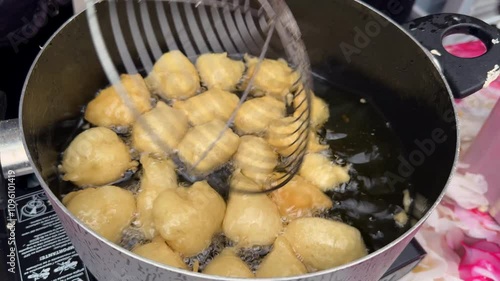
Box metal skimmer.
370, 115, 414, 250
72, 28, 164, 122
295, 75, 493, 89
84, 0, 312, 193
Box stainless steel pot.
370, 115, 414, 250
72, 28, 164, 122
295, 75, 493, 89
3, 0, 500, 280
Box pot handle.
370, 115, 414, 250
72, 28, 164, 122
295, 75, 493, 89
0, 119, 33, 177
403, 14, 500, 99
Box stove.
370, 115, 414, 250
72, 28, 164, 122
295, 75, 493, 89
0, 1, 426, 280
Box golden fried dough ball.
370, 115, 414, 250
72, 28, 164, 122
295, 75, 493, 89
177, 119, 240, 175
132, 239, 187, 270
266, 116, 308, 158
310, 95, 330, 129
269, 175, 332, 220
196, 53, 245, 91
202, 248, 254, 278
63, 186, 136, 243
85, 74, 152, 128
283, 217, 367, 271
229, 170, 263, 193
233, 136, 278, 185
136, 154, 178, 239
61, 127, 136, 186
243, 54, 299, 100
234, 96, 285, 135
152, 181, 225, 256
223, 173, 282, 247
131, 102, 189, 154
145, 50, 200, 100
308, 131, 329, 153
255, 236, 307, 278
293, 85, 330, 129
299, 153, 350, 191
172, 88, 239, 126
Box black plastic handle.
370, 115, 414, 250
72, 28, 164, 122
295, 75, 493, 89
403, 14, 500, 99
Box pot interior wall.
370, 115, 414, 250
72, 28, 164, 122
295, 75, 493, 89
21, 0, 456, 248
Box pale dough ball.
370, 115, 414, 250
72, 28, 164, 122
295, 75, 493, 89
202, 248, 254, 278
267, 116, 308, 157
196, 53, 245, 91
269, 175, 332, 220
177, 119, 240, 175
172, 88, 239, 126
61, 127, 136, 186
136, 154, 178, 239
145, 50, 200, 100
255, 236, 307, 278
293, 85, 330, 129
283, 217, 367, 271
233, 136, 278, 185
131, 101, 189, 154
243, 54, 299, 100
63, 186, 136, 243
234, 96, 285, 135
299, 153, 350, 191
85, 74, 152, 128
152, 181, 226, 256
132, 239, 187, 270
223, 173, 282, 247
229, 170, 263, 193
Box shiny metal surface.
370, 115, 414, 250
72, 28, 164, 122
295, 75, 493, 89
0, 119, 33, 177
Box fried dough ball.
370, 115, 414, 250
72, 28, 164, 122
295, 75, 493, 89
255, 236, 307, 278
233, 136, 278, 185
196, 53, 245, 91
283, 217, 367, 271
145, 50, 200, 100
172, 88, 239, 126
310, 95, 330, 129
132, 238, 187, 270
243, 54, 299, 100
177, 119, 240, 175
63, 186, 136, 243
202, 248, 254, 278
299, 153, 350, 191
131, 102, 189, 154
266, 116, 308, 158
269, 175, 333, 220
85, 74, 152, 128
308, 131, 329, 153
234, 96, 285, 135
293, 85, 330, 129
136, 154, 178, 239
223, 173, 282, 247
152, 181, 226, 256
61, 127, 136, 186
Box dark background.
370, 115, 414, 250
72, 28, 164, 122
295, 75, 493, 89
0, 0, 74, 120
0, 0, 416, 120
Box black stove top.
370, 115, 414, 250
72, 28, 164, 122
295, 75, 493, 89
0, 1, 425, 280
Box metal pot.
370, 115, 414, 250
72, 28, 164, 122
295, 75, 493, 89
3, 0, 500, 280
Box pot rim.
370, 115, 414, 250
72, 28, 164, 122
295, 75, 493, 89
18, 1, 460, 280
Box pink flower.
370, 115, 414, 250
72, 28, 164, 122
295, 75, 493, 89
454, 207, 500, 243
400, 228, 462, 281
445, 171, 489, 210
444, 40, 487, 59
459, 241, 500, 281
